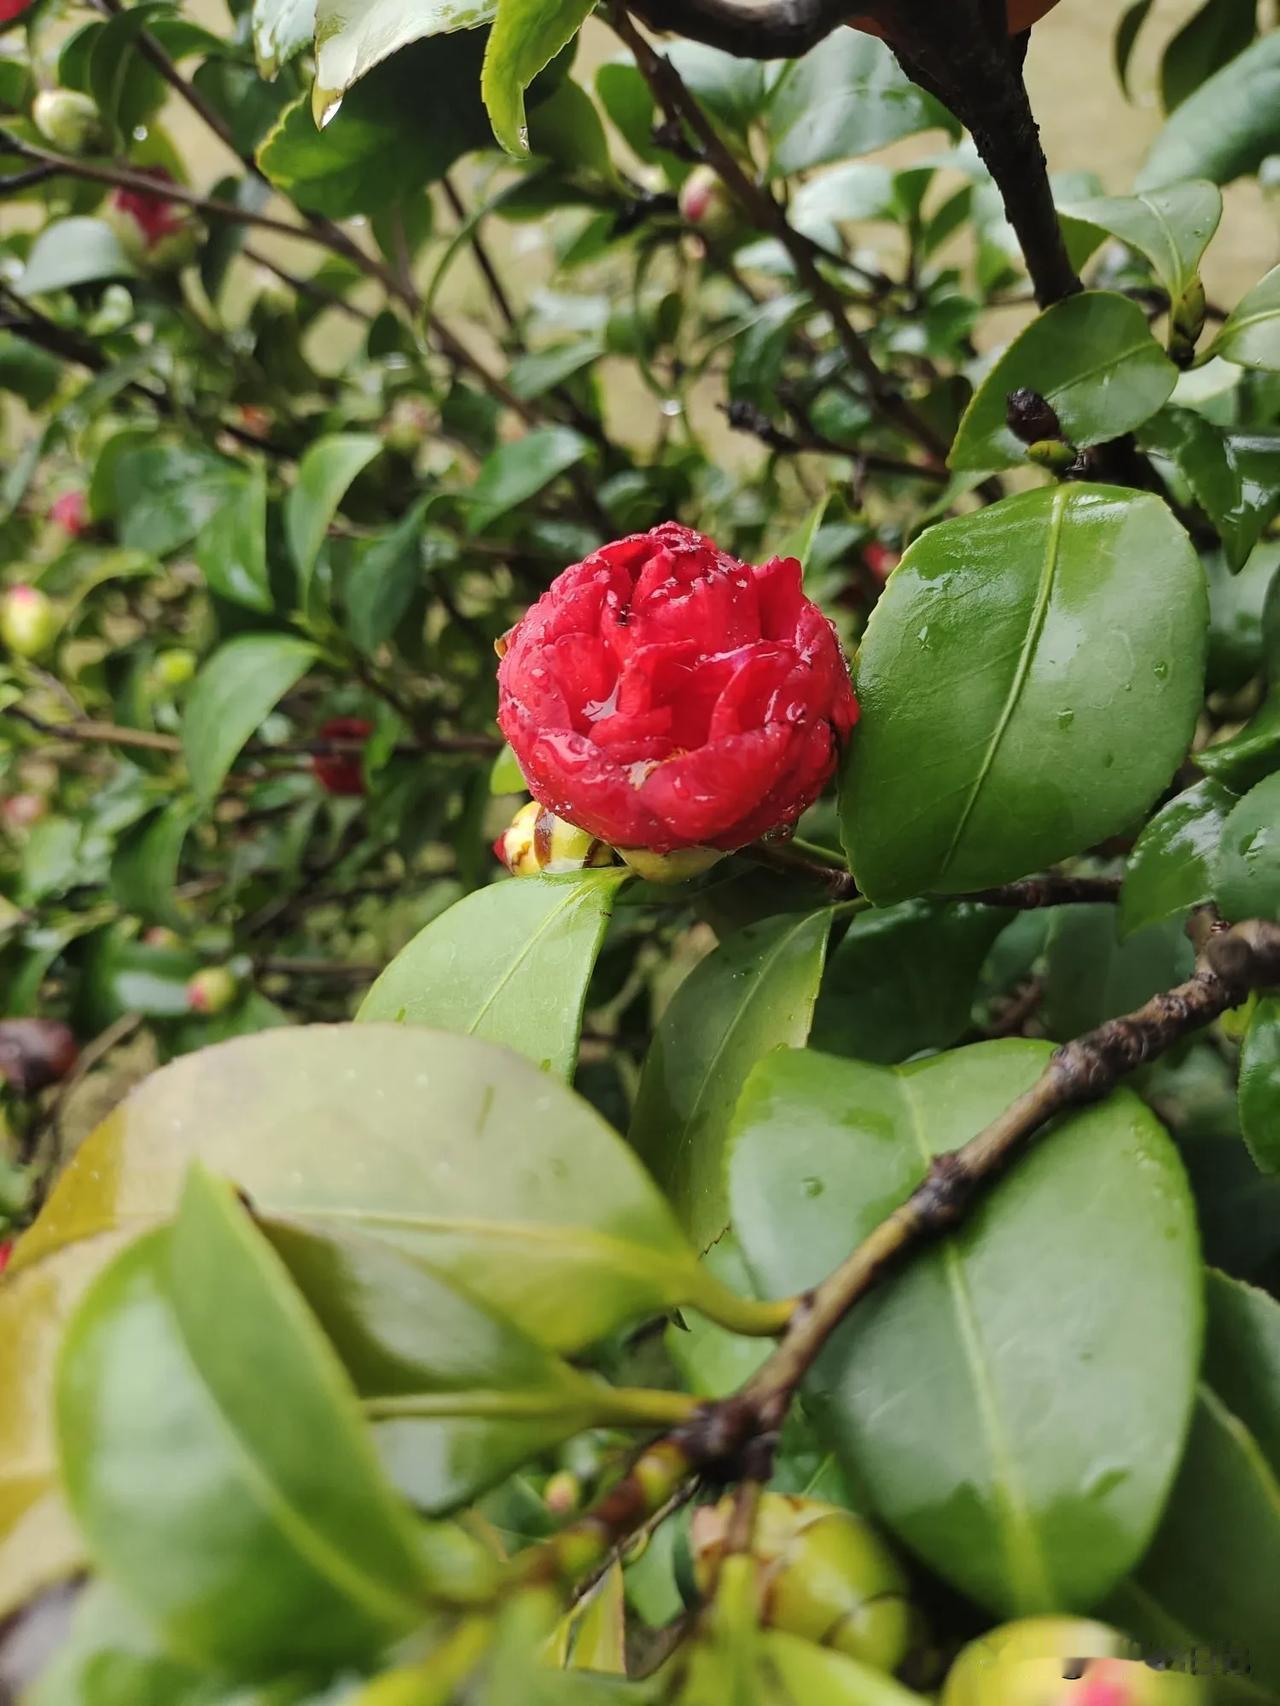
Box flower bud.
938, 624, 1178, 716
152, 647, 197, 689
1, 793, 47, 832
1025, 437, 1078, 473
1169, 277, 1207, 368
0, 1019, 78, 1095
543, 1470, 582, 1516
108, 170, 198, 270
496, 800, 616, 877
49, 489, 88, 537
1006, 387, 1063, 446
616, 845, 723, 884
678, 166, 738, 240
863, 542, 900, 584
0, 1241, 11, 1276
0, 584, 60, 659
312, 717, 374, 798
692, 1493, 913, 1673
941, 1619, 1206, 1706
186, 966, 239, 1017
31, 89, 108, 156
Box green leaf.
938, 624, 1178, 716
0, 332, 62, 408
666, 39, 766, 139
1138, 32, 1280, 189
481, 0, 594, 157
345, 499, 431, 654
56, 1168, 486, 1673
730, 1040, 1202, 1615
314, 0, 495, 106
253, 0, 315, 76
110, 443, 241, 559
1143, 412, 1280, 572
182, 634, 319, 804
266, 1220, 656, 1513
810, 901, 1010, 1065
24, 1582, 215, 1706
109, 798, 198, 927
949, 292, 1178, 472
18, 1024, 754, 1353
1042, 907, 1194, 1038
490, 744, 527, 794
629, 910, 830, 1251
262, 36, 493, 213
1210, 264, 1280, 372
1240, 997, 1280, 1174
1203, 1270, 1280, 1471
840, 486, 1207, 904
1120, 779, 1237, 936
765, 31, 950, 178
465, 426, 589, 535
1062, 180, 1221, 307
196, 461, 272, 612
1199, 690, 1280, 792
357, 871, 629, 1081
1213, 772, 1280, 923
1160, 0, 1256, 113
1115, 0, 1154, 96
286, 432, 381, 594
18, 219, 139, 295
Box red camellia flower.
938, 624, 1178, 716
312, 717, 374, 798
497, 522, 857, 857
0, 0, 32, 24
112, 168, 184, 247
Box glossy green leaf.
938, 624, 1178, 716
196, 461, 272, 612
489, 744, 527, 795
1043, 908, 1194, 1039
182, 634, 318, 804
1199, 695, 1280, 795
465, 426, 590, 536
1116, 1387, 1280, 1693
109, 798, 198, 927
253, 0, 315, 75
1203, 1270, 1280, 1471
1213, 772, 1280, 923
1062, 181, 1221, 305
1161, 0, 1257, 113
358, 871, 629, 1080
262, 36, 493, 211
314, 0, 495, 109
1138, 32, 1280, 189
346, 498, 432, 654
1120, 779, 1237, 937
810, 901, 1010, 1065
1210, 264, 1280, 372
1115, 0, 1154, 95
110, 444, 241, 559
1239, 996, 1280, 1174
666, 39, 766, 137
267, 1220, 660, 1513
481, 0, 594, 157
949, 293, 1177, 472
285, 432, 381, 593
730, 1040, 1202, 1615
629, 910, 830, 1251
21, 1024, 755, 1352
57, 1168, 485, 1672
765, 31, 950, 178
1144, 414, 1280, 573
840, 486, 1207, 904
18, 219, 139, 295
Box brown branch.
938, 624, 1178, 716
6, 708, 497, 760
524, 915, 1280, 1594
628, 0, 847, 55
745, 843, 1121, 911
721, 398, 947, 483
609, 7, 948, 469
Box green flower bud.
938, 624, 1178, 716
496, 800, 616, 877
31, 89, 108, 156
152, 647, 197, 689
185, 966, 240, 1017
942, 1619, 1207, 1706
1170, 276, 1207, 368
616, 846, 724, 885
692, 1493, 913, 1673
0, 584, 60, 659
1025, 437, 1078, 473
543, 1470, 582, 1517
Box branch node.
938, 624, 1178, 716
913, 1151, 974, 1235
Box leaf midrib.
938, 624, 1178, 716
897, 1072, 1056, 1611
937, 485, 1067, 883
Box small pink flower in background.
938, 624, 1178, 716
112, 168, 185, 247
50, 490, 88, 536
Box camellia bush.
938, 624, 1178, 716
6, 0, 1280, 1696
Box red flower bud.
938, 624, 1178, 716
0, 0, 32, 23
312, 717, 374, 798
50, 490, 88, 537
185, 966, 239, 1016
497, 523, 857, 856
110, 168, 185, 248
0, 1018, 78, 1095
0, 1241, 11, 1276
863, 542, 900, 584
